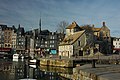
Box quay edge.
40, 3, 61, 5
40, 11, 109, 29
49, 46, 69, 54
38, 58, 74, 68
73, 64, 120, 80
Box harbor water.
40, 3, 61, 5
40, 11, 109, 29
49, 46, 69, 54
0, 59, 73, 80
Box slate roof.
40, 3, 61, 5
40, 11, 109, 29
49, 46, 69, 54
0, 24, 7, 30
59, 30, 85, 45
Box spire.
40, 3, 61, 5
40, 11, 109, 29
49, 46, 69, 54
18, 24, 20, 28
39, 18, 41, 32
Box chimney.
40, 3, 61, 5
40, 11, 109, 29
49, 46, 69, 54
103, 22, 105, 26
72, 21, 76, 24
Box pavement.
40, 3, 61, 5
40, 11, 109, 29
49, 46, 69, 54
76, 64, 120, 80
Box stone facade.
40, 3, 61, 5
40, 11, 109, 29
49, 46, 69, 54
3, 27, 13, 48
59, 22, 87, 57
16, 24, 25, 54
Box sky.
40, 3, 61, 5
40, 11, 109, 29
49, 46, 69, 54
0, 0, 120, 36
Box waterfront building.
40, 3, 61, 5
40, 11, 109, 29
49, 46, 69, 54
34, 29, 64, 56
49, 32, 64, 55
3, 27, 13, 48
59, 22, 87, 57
11, 25, 17, 49
30, 19, 65, 56
0, 25, 16, 54
65, 21, 83, 37
92, 22, 111, 54
112, 37, 120, 54
16, 24, 25, 54
25, 30, 33, 56
80, 22, 111, 55
80, 25, 94, 55
59, 21, 112, 58
0, 25, 6, 48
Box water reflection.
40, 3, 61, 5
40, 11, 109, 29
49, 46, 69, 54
39, 65, 73, 80
0, 59, 73, 80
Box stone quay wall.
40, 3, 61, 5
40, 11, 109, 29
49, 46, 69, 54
39, 58, 73, 67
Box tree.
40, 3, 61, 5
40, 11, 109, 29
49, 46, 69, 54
57, 21, 69, 34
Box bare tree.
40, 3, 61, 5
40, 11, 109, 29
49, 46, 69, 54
57, 21, 69, 34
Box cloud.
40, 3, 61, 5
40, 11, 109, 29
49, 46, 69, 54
0, 0, 120, 36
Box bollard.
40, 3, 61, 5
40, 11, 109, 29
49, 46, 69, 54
92, 59, 96, 68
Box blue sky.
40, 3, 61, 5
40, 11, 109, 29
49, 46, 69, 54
0, 0, 120, 36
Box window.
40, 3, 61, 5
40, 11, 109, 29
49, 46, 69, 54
45, 41, 47, 44
53, 41, 54, 43
50, 41, 52, 43
5, 44, 7, 47
45, 45, 47, 47
21, 42, 23, 45
78, 41, 80, 46
52, 45, 54, 47
52, 36, 55, 39
50, 41, 54, 43
36, 44, 38, 46
50, 36, 52, 39
50, 45, 54, 47
19, 43, 21, 45
8, 44, 10, 47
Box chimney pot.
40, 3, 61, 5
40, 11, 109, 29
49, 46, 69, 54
103, 22, 105, 26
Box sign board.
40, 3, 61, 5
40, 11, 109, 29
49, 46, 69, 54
50, 50, 57, 54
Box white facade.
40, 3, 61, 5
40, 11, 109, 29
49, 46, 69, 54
12, 30, 17, 49
59, 45, 73, 58
59, 31, 86, 57
30, 38, 34, 53
66, 29, 74, 37
113, 37, 120, 53
30, 38, 35, 58
113, 38, 120, 48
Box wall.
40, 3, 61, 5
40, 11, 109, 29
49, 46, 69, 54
59, 45, 73, 57
73, 33, 86, 56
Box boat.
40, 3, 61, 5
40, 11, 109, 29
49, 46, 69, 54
29, 65, 36, 68
13, 53, 19, 59
29, 59, 36, 63
29, 59, 37, 65
13, 58, 19, 61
